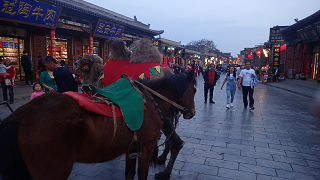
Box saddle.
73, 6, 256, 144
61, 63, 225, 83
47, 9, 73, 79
64, 77, 145, 131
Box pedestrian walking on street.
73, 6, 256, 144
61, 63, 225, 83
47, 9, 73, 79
221, 66, 239, 109
21, 50, 34, 86
203, 63, 218, 103
0, 58, 15, 104
42, 56, 78, 93
238, 61, 256, 110
30, 83, 45, 101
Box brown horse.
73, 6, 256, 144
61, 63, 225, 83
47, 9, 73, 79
0, 71, 196, 180
79, 38, 193, 179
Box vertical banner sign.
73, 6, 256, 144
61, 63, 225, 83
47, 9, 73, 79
272, 44, 280, 70
89, 36, 93, 53
50, 30, 56, 58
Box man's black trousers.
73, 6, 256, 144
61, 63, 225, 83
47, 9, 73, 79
24, 68, 33, 85
204, 84, 214, 102
242, 86, 254, 108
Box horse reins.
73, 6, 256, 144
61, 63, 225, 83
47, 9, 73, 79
129, 78, 189, 112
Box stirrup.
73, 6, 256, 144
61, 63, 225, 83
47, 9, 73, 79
127, 139, 142, 159
127, 131, 142, 159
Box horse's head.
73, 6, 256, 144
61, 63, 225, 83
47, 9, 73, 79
79, 53, 103, 72
179, 70, 197, 119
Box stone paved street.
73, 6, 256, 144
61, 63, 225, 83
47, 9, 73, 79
1, 75, 320, 180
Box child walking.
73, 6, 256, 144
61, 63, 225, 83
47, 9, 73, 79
221, 66, 239, 109
30, 83, 45, 101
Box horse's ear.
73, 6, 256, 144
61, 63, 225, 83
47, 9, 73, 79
188, 69, 194, 81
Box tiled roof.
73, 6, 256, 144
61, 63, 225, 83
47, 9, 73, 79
281, 10, 320, 33
43, 0, 164, 36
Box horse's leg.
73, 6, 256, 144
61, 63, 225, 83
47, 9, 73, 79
125, 156, 136, 180
137, 141, 157, 180
157, 115, 174, 164
157, 140, 170, 164
155, 132, 183, 180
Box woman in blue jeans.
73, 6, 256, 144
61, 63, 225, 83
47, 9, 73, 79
221, 66, 239, 109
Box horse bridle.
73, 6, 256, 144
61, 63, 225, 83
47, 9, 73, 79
132, 79, 190, 112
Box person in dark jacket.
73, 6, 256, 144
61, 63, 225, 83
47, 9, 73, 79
21, 50, 34, 86
42, 56, 78, 93
203, 64, 218, 103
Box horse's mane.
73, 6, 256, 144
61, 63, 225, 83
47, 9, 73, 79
106, 37, 131, 60
129, 38, 161, 63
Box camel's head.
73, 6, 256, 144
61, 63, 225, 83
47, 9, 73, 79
106, 37, 131, 60
78, 53, 103, 72
129, 38, 161, 63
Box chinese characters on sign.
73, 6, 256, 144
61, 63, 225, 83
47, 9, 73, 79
269, 27, 286, 44
0, 0, 61, 28
272, 44, 280, 70
94, 20, 124, 38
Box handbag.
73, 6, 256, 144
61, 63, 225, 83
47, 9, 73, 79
4, 78, 12, 86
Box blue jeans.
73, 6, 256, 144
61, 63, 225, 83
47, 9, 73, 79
226, 87, 236, 104
1, 82, 14, 103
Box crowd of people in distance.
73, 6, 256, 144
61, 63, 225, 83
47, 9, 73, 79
169, 60, 259, 110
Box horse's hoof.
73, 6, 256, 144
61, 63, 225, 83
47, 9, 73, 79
157, 157, 167, 164
155, 172, 170, 180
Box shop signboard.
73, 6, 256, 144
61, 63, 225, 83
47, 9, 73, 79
272, 44, 280, 70
298, 25, 319, 42
0, 0, 61, 28
315, 21, 320, 35
94, 19, 124, 38
269, 26, 287, 44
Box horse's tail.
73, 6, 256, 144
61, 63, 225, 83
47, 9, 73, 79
0, 117, 32, 180
149, 141, 158, 168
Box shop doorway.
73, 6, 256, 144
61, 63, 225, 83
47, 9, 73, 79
313, 53, 319, 79
0, 36, 25, 81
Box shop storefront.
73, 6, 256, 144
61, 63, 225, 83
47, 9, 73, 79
0, 25, 28, 80
0, 35, 25, 80
280, 11, 320, 80
46, 37, 68, 64
83, 39, 100, 56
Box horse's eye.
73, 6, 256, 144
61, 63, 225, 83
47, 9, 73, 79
88, 59, 93, 64
194, 88, 197, 94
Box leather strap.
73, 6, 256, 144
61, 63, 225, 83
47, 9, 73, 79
129, 77, 187, 112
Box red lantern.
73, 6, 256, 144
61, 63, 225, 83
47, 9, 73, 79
280, 44, 286, 52
256, 48, 261, 59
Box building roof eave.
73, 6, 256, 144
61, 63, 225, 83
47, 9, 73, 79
281, 10, 320, 34
42, 0, 164, 36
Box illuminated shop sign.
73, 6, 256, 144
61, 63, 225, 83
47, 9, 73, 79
272, 44, 280, 70
0, 0, 61, 28
94, 19, 124, 38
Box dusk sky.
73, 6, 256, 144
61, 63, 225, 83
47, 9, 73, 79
88, 0, 319, 57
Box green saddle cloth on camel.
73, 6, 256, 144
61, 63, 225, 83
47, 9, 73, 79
83, 78, 144, 131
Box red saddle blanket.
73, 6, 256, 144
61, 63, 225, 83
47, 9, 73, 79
63, 92, 123, 117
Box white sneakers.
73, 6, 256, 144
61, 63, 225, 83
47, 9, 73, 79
226, 103, 233, 109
